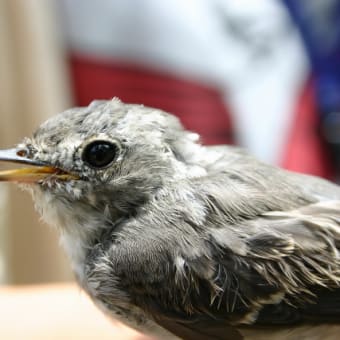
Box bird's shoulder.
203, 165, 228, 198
86, 198, 340, 339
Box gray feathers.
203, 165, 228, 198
14, 99, 340, 339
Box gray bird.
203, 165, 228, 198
0, 98, 340, 340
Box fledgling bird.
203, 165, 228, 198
0, 99, 340, 340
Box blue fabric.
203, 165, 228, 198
283, 0, 340, 114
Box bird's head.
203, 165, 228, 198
0, 99, 201, 233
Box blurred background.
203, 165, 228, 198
0, 0, 339, 300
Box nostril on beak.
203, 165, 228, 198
16, 148, 29, 158
17, 149, 28, 157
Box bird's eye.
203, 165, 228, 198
82, 141, 119, 168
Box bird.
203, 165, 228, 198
0, 98, 340, 340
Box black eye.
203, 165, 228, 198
82, 141, 119, 168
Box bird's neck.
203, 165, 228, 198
32, 188, 116, 284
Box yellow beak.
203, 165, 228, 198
0, 148, 78, 183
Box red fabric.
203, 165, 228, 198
281, 79, 334, 179
68, 55, 234, 145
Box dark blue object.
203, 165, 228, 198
284, 0, 340, 169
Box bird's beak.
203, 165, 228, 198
0, 148, 78, 183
